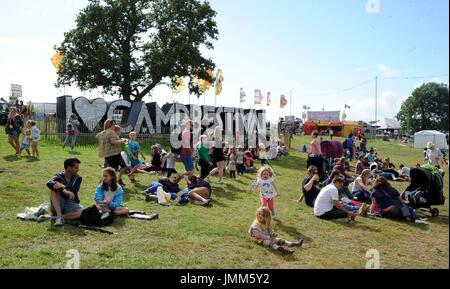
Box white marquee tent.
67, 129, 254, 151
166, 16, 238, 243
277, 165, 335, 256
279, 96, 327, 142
373, 118, 401, 130
414, 130, 449, 150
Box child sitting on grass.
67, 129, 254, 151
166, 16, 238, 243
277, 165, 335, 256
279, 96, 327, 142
249, 207, 303, 256
94, 167, 129, 216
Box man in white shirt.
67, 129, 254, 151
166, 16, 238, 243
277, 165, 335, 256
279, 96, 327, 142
425, 142, 444, 168
314, 177, 357, 220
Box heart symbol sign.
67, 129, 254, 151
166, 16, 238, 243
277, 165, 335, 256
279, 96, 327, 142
73, 97, 108, 132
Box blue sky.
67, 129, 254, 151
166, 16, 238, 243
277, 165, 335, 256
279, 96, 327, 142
0, 0, 448, 122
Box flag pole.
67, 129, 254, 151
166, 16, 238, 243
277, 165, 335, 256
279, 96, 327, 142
290, 89, 292, 116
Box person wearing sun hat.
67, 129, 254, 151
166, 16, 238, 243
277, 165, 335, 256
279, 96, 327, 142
425, 142, 444, 169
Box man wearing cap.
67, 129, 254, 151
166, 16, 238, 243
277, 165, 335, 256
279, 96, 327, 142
425, 142, 444, 169
314, 177, 357, 220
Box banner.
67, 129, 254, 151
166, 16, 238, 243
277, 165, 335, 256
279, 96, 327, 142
307, 111, 341, 121
214, 69, 224, 96
240, 88, 246, 103
51, 51, 64, 71
280, 94, 288, 108
267, 92, 272, 106
254, 89, 263, 105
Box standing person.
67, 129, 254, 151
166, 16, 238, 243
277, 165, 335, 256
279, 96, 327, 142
211, 126, 226, 184
425, 142, 445, 169
63, 114, 80, 151
161, 147, 178, 178
345, 134, 355, 161
94, 168, 129, 216
127, 131, 149, 181
96, 119, 128, 186
19, 129, 32, 157
45, 158, 83, 226
5, 107, 23, 156
252, 166, 280, 219
236, 146, 245, 176
329, 127, 334, 140
258, 143, 268, 165
180, 119, 195, 176
228, 153, 237, 179
310, 132, 322, 155
314, 177, 357, 221
360, 134, 368, 155
196, 135, 211, 180
29, 120, 40, 159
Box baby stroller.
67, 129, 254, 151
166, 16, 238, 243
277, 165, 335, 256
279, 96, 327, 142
320, 140, 344, 175
402, 168, 445, 217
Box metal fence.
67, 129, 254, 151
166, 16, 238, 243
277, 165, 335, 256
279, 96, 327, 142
35, 116, 171, 148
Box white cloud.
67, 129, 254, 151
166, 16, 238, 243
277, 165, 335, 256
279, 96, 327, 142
346, 90, 408, 122
377, 64, 394, 78
353, 67, 369, 73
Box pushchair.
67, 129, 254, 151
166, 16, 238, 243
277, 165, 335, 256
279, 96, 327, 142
320, 140, 344, 175
402, 168, 445, 217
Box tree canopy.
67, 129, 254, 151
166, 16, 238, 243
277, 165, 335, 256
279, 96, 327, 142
396, 82, 449, 134
55, 0, 218, 102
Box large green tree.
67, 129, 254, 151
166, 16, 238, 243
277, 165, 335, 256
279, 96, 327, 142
396, 82, 449, 134
55, 0, 218, 102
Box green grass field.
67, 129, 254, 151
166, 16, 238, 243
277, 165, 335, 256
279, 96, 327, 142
0, 130, 448, 269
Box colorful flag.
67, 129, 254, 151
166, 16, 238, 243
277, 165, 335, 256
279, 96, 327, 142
254, 89, 263, 105
172, 76, 187, 94
214, 69, 224, 96
51, 51, 64, 71
266, 92, 272, 106
345, 104, 351, 109
240, 88, 246, 103
280, 95, 288, 108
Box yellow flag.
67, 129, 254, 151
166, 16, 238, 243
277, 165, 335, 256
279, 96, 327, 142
51, 51, 64, 70
172, 76, 187, 94
214, 69, 224, 96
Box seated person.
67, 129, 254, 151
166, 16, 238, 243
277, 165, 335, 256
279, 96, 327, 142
351, 169, 373, 203
324, 170, 353, 199
398, 164, 411, 181
94, 167, 129, 216
332, 157, 353, 180
384, 158, 396, 169
301, 166, 322, 207
249, 207, 303, 256
365, 149, 376, 163
380, 162, 401, 180
145, 174, 183, 205
144, 145, 164, 174
355, 154, 367, 175
370, 177, 427, 224
244, 151, 256, 173
313, 177, 357, 221
174, 176, 212, 207
45, 158, 83, 226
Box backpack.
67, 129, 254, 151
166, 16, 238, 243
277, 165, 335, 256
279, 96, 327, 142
80, 205, 115, 227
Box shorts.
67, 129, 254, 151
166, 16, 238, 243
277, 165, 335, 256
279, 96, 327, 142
50, 195, 83, 216
130, 158, 143, 168
20, 143, 30, 149
32, 138, 40, 143
105, 154, 128, 171
213, 148, 225, 162
180, 154, 194, 172
7, 129, 19, 137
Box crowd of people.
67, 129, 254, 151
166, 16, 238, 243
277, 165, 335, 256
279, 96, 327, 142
301, 132, 447, 225
4, 114, 447, 256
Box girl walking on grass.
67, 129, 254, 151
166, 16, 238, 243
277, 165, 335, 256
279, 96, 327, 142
249, 207, 303, 255
252, 166, 279, 218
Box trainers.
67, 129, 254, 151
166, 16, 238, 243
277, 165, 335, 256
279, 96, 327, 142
357, 204, 369, 217
277, 246, 294, 255
54, 216, 65, 226
145, 194, 159, 202
415, 219, 429, 225
289, 239, 304, 248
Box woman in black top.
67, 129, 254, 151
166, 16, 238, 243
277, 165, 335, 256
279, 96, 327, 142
6, 107, 24, 156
